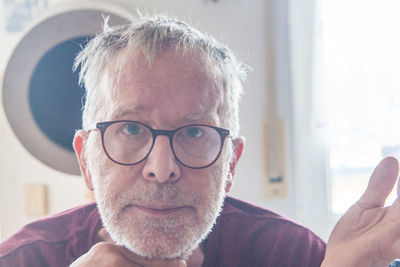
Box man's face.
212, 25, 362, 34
78, 48, 239, 259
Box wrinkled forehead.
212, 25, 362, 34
109, 45, 222, 85
96, 46, 226, 122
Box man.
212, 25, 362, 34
0, 15, 399, 267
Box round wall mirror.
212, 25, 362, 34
3, 3, 132, 175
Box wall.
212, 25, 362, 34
0, 0, 303, 240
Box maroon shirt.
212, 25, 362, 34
0, 197, 325, 266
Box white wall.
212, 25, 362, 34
0, 0, 89, 241
0, 0, 310, 241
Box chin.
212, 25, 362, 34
103, 210, 215, 259
97, 194, 225, 260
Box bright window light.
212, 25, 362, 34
320, 0, 400, 214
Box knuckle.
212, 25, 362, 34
83, 243, 131, 266
90, 242, 113, 253
89, 242, 123, 260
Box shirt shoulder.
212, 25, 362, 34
0, 202, 101, 267
203, 197, 326, 267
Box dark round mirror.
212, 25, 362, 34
29, 37, 89, 152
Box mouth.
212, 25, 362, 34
124, 204, 193, 217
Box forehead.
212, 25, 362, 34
103, 47, 223, 126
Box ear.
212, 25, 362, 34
225, 137, 245, 193
73, 130, 94, 191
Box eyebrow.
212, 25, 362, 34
109, 104, 219, 124
109, 104, 147, 119
182, 112, 218, 123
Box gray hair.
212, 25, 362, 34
74, 14, 247, 136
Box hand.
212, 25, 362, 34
70, 242, 187, 267
322, 157, 400, 267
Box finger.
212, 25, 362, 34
358, 156, 399, 208
73, 242, 138, 266
119, 246, 187, 267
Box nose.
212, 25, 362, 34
142, 135, 181, 183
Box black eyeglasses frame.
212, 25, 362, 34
88, 120, 231, 169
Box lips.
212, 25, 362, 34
124, 204, 193, 216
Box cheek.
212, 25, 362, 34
186, 164, 227, 200
187, 165, 228, 223
95, 163, 144, 198
85, 136, 108, 177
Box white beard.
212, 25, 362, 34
89, 161, 229, 259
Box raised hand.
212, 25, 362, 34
322, 157, 400, 267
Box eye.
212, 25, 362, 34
184, 126, 204, 138
122, 122, 141, 135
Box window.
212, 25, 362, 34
319, 0, 400, 215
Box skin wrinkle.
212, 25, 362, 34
109, 105, 220, 128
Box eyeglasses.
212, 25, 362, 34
88, 120, 231, 169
